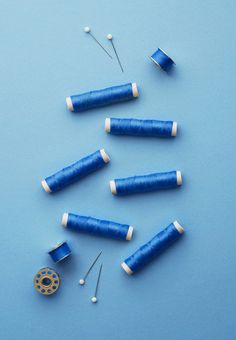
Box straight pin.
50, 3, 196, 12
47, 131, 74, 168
107, 34, 124, 72
84, 27, 112, 59
91, 263, 103, 303
79, 251, 102, 285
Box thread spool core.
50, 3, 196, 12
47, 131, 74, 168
41, 180, 51, 193
62, 213, 68, 227
100, 149, 110, 163
126, 226, 134, 241
110, 180, 117, 194
173, 221, 184, 234
121, 262, 133, 275
66, 96, 74, 112
105, 118, 111, 133
132, 83, 139, 98
171, 122, 178, 137
42, 277, 52, 287
176, 171, 182, 185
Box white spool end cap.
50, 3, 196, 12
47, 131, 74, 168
79, 279, 85, 285
107, 33, 113, 40
126, 226, 134, 241
100, 149, 110, 163
41, 180, 51, 193
176, 171, 182, 186
66, 96, 74, 112
132, 83, 139, 97
91, 296, 97, 303
61, 213, 68, 227
173, 220, 184, 234
84, 26, 91, 33
121, 262, 133, 275
105, 118, 111, 133
110, 180, 117, 195
171, 122, 178, 137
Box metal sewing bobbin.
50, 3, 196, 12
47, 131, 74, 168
34, 267, 60, 295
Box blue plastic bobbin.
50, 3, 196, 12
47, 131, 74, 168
150, 48, 175, 72
48, 241, 72, 263
34, 267, 60, 295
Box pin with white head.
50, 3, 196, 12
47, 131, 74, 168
84, 26, 112, 59
107, 34, 124, 72
91, 263, 103, 303
79, 251, 102, 286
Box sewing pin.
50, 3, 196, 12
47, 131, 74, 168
91, 263, 103, 303
79, 251, 102, 286
84, 27, 112, 59
107, 34, 124, 72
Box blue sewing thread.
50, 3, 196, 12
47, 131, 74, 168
150, 48, 175, 72
48, 241, 72, 263
66, 82, 139, 112
41, 149, 110, 193
105, 118, 177, 137
110, 170, 182, 196
62, 213, 133, 241
121, 221, 184, 275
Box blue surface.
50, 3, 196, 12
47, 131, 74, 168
0, 1, 236, 339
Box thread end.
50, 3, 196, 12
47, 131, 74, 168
61, 213, 68, 227
66, 96, 74, 112
171, 122, 178, 137
100, 149, 110, 163
132, 83, 139, 97
41, 180, 51, 193
110, 180, 117, 194
173, 221, 184, 234
105, 118, 111, 133
126, 226, 134, 241
121, 262, 133, 275
176, 171, 182, 185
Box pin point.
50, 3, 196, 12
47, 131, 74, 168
79, 251, 102, 286
91, 263, 103, 303
84, 27, 112, 59
107, 34, 124, 72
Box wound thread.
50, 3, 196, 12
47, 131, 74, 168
41, 149, 110, 193
66, 83, 139, 112
105, 118, 177, 137
121, 221, 184, 275
48, 241, 72, 263
62, 212, 133, 241
110, 170, 182, 196
150, 48, 175, 72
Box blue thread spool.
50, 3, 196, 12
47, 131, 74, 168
121, 221, 184, 275
105, 118, 177, 137
150, 48, 175, 72
41, 149, 110, 193
110, 170, 182, 196
34, 267, 60, 295
48, 241, 71, 263
62, 213, 133, 241
66, 83, 139, 112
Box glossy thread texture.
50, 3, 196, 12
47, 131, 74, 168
151, 48, 175, 72
48, 242, 71, 263
114, 171, 179, 195
66, 213, 130, 240
124, 222, 182, 273
70, 83, 136, 112
109, 118, 174, 137
44, 150, 107, 192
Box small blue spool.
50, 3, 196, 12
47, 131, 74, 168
150, 48, 175, 72
110, 170, 182, 196
48, 241, 72, 263
62, 213, 133, 241
66, 82, 139, 112
41, 149, 110, 193
121, 221, 184, 275
105, 118, 177, 138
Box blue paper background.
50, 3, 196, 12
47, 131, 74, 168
0, 1, 236, 339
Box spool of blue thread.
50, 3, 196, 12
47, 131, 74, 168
66, 82, 139, 112
150, 48, 175, 72
105, 118, 177, 137
121, 221, 184, 275
110, 170, 182, 196
62, 213, 133, 241
41, 149, 110, 193
48, 241, 72, 263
